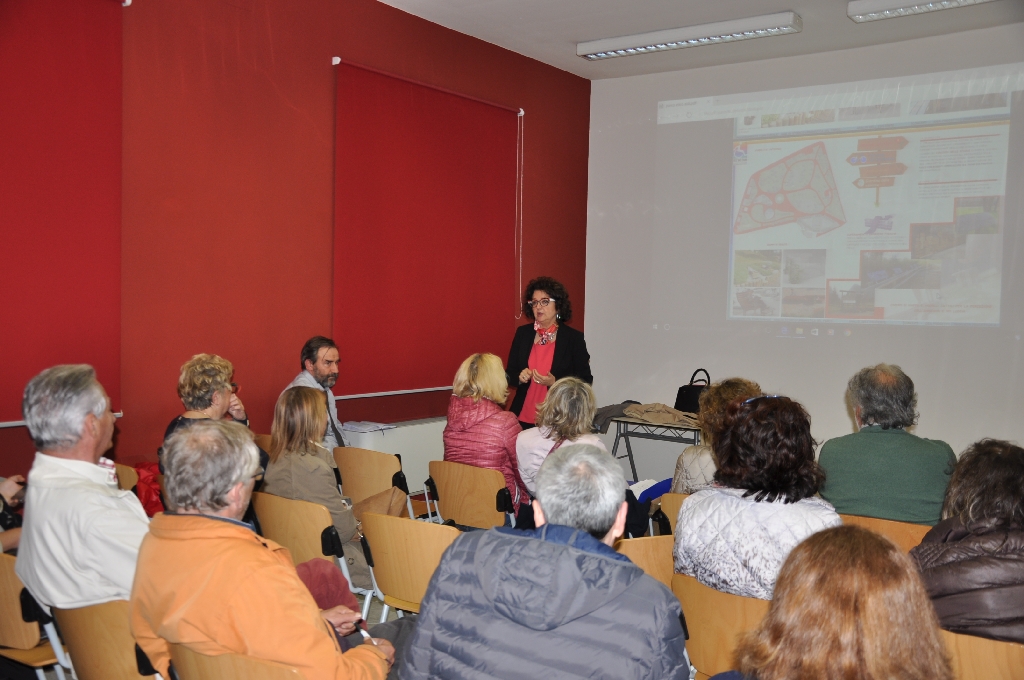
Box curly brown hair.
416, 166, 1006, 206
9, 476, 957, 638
697, 378, 762, 445
942, 438, 1024, 529
177, 354, 233, 411
522, 276, 573, 323
736, 525, 952, 680
713, 395, 824, 503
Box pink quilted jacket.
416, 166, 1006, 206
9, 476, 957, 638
443, 395, 527, 511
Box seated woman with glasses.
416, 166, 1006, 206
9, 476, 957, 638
710, 525, 952, 680
162, 353, 267, 473
670, 377, 762, 494
910, 439, 1024, 643
443, 353, 528, 517
674, 395, 841, 599
505, 277, 593, 429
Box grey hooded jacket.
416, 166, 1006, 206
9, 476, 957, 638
399, 524, 689, 680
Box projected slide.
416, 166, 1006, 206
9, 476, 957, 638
659, 63, 1020, 326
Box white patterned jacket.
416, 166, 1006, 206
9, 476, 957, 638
673, 486, 841, 599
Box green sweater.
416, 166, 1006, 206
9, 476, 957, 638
819, 426, 956, 525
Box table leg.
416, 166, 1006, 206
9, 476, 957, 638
623, 432, 638, 482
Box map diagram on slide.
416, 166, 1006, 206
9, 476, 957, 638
728, 121, 1008, 326
734, 141, 846, 238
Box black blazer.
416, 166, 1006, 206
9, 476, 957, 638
506, 322, 593, 417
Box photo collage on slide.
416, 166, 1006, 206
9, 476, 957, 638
660, 64, 1017, 326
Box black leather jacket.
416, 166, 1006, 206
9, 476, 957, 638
910, 516, 1024, 643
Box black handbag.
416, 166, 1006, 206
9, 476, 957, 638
674, 369, 710, 414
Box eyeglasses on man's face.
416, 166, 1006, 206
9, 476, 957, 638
251, 466, 265, 482
528, 298, 555, 309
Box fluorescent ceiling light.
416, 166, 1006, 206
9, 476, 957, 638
847, 0, 1001, 22
576, 11, 802, 61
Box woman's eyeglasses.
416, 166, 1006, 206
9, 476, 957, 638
743, 394, 781, 404
527, 298, 555, 308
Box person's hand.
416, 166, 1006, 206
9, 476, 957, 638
0, 475, 25, 506
226, 393, 248, 422
531, 370, 556, 387
518, 368, 532, 384
320, 605, 361, 635
367, 638, 396, 665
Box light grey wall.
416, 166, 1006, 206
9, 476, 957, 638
587, 23, 1024, 482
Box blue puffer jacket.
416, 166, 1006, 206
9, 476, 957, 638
399, 524, 689, 680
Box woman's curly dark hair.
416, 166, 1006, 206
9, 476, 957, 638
713, 395, 825, 503
522, 276, 573, 323
942, 439, 1024, 529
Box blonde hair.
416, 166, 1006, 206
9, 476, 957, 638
269, 387, 328, 463
177, 354, 233, 410
452, 353, 508, 404
536, 377, 596, 443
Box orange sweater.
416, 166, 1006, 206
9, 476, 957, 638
129, 513, 388, 680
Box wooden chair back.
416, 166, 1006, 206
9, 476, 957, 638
170, 644, 300, 679
250, 492, 332, 565
0, 553, 41, 649
428, 460, 505, 529
838, 514, 930, 552
115, 463, 139, 491
334, 448, 401, 505
53, 600, 150, 680
671, 573, 769, 677
361, 513, 460, 613
659, 493, 688, 534
615, 535, 674, 588
942, 630, 1024, 680
254, 434, 272, 455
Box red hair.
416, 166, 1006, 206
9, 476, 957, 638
736, 525, 952, 680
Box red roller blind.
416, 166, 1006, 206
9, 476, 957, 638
333, 63, 520, 397
0, 0, 122, 422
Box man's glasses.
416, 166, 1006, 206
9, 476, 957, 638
251, 466, 265, 482
527, 298, 555, 309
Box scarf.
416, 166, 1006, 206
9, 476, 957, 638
534, 322, 558, 345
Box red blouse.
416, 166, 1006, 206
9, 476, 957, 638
517, 341, 555, 424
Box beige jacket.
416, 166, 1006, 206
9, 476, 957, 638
263, 451, 370, 589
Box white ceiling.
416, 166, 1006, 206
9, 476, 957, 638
378, 0, 1024, 80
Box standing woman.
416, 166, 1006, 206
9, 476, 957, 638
506, 277, 593, 429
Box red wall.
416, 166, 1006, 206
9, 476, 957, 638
0, 0, 121, 476
115, 0, 591, 465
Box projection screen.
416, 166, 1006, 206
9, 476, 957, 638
586, 27, 1024, 480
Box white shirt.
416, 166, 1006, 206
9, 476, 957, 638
516, 428, 608, 496
285, 370, 348, 449
15, 453, 150, 610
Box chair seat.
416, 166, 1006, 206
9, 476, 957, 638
0, 642, 62, 668
382, 594, 420, 614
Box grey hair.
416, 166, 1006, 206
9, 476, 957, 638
534, 443, 625, 540
162, 420, 260, 512
22, 365, 108, 451
847, 364, 919, 430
